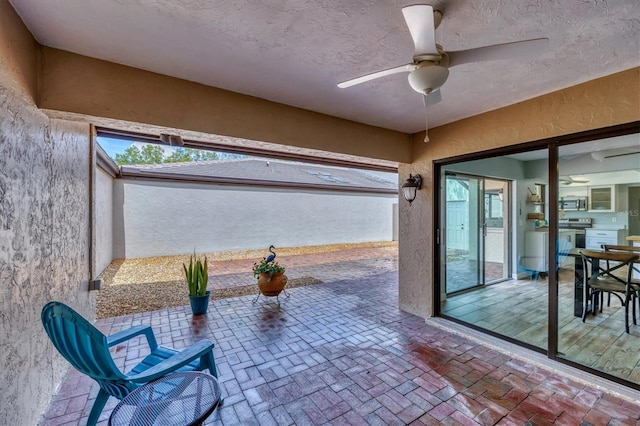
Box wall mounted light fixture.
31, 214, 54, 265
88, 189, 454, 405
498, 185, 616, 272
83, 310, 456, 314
402, 174, 422, 205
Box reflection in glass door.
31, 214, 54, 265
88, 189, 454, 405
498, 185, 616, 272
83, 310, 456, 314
437, 130, 639, 388
483, 179, 509, 283
444, 173, 485, 293
557, 137, 640, 385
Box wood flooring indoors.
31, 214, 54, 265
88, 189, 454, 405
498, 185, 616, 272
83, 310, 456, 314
442, 267, 640, 383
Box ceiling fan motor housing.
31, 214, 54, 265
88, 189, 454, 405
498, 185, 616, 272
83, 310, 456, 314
408, 64, 449, 94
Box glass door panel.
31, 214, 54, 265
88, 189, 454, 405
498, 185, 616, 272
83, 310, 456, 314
557, 137, 640, 385
439, 150, 548, 350
444, 173, 484, 293
484, 179, 509, 283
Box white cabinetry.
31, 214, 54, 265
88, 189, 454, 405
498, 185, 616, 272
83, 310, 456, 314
588, 185, 616, 212
585, 229, 627, 250
559, 186, 588, 199
524, 231, 548, 274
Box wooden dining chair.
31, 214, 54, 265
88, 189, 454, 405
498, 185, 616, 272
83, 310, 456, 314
603, 244, 640, 275
578, 249, 640, 333
602, 245, 640, 311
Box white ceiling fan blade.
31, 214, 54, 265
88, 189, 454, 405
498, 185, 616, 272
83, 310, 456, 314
422, 89, 441, 107
337, 64, 416, 88
447, 38, 549, 68
402, 5, 439, 57
560, 176, 589, 185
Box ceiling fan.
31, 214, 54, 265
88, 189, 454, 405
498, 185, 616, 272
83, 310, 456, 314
560, 176, 590, 186
337, 5, 548, 100
591, 148, 640, 161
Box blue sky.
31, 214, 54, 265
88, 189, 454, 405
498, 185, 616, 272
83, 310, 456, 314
96, 136, 134, 158
97, 136, 177, 158
96, 136, 397, 181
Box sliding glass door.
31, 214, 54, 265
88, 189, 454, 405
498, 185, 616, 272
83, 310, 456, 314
436, 126, 640, 388
439, 151, 548, 349
444, 173, 485, 293
556, 135, 640, 384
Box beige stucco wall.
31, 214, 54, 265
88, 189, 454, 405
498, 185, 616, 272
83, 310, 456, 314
0, 1, 93, 424
38, 47, 412, 164
1, 0, 639, 419
398, 67, 640, 318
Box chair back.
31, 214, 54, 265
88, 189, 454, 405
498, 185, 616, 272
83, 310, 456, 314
578, 249, 639, 282
603, 244, 640, 254
604, 245, 640, 277
41, 302, 127, 385
579, 248, 639, 263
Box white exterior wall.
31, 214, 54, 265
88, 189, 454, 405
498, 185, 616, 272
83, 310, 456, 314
95, 167, 113, 275
113, 179, 397, 258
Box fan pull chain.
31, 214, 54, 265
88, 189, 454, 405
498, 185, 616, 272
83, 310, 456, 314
424, 103, 430, 142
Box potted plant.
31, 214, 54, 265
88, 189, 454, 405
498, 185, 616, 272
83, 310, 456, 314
252, 256, 287, 298
183, 253, 210, 315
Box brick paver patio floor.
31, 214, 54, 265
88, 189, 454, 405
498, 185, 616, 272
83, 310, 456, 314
204, 244, 399, 291
41, 246, 640, 425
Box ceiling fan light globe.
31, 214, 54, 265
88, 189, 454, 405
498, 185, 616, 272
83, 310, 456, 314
408, 65, 449, 94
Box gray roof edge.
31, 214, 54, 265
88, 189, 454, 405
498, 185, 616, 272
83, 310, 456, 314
119, 168, 399, 195
121, 158, 397, 189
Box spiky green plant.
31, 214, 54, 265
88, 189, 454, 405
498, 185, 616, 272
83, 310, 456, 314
183, 253, 209, 296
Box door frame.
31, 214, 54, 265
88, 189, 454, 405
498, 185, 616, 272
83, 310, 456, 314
431, 121, 640, 391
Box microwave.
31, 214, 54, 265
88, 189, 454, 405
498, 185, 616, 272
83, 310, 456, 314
560, 197, 587, 211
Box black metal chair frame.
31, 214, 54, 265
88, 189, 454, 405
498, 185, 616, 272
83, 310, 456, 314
602, 245, 640, 309
579, 249, 640, 333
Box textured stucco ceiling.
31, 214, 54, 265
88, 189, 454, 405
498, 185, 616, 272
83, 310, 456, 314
9, 0, 640, 134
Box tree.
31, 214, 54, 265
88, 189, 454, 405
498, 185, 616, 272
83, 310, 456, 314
115, 144, 165, 165
114, 145, 219, 165
165, 148, 218, 163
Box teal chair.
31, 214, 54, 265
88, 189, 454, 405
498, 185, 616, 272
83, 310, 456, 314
518, 238, 572, 281
41, 301, 221, 425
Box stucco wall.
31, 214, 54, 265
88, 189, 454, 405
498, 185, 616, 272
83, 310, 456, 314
398, 67, 640, 318
95, 167, 114, 274
0, 2, 93, 424
38, 47, 412, 164
113, 179, 397, 258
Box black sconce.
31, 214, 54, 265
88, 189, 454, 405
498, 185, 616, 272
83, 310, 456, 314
402, 174, 422, 205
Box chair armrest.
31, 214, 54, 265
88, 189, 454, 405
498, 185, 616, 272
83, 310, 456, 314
127, 339, 215, 383
107, 325, 158, 351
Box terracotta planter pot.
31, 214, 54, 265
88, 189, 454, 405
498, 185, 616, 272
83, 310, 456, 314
257, 272, 288, 297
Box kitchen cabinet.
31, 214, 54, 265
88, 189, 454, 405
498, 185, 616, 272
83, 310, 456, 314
524, 231, 548, 274
559, 186, 588, 199
585, 228, 627, 250
588, 185, 616, 212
